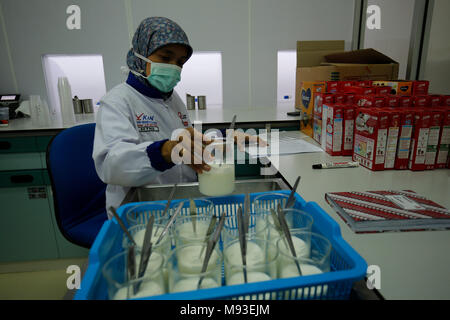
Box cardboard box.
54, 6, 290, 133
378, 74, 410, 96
344, 86, 375, 95
326, 104, 344, 156
429, 95, 443, 107
408, 109, 432, 171
394, 108, 414, 170
436, 109, 450, 169
386, 95, 401, 108
295, 41, 399, 93
373, 81, 412, 95
425, 109, 444, 170
399, 96, 413, 108
384, 109, 401, 169
412, 80, 430, 96
297, 81, 326, 137
342, 106, 355, 156
413, 95, 430, 108
353, 108, 389, 170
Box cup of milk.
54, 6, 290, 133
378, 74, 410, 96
123, 220, 173, 255
173, 215, 216, 247
102, 248, 166, 300
265, 208, 314, 243
253, 193, 291, 214
198, 138, 235, 196
167, 242, 223, 293
125, 202, 168, 227
223, 237, 278, 289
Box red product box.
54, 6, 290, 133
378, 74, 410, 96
314, 92, 335, 117
334, 93, 347, 104
412, 80, 430, 96
413, 95, 430, 108
344, 86, 375, 95
342, 106, 356, 156
386, 95, 401, 108
384, 109, 401, 170
429, 95, 443, 107
436, 109, 450, 169
353, 109, 389, 171
373, 96, 386, 108
354, 80, 373, 87
399, 96, 413, 108
375, 86, 391, 95
444, 96, 450, 106
354, 95, 374, 107
394, 108, 415, 170
326, 104, 344, 156
424, 109, 445, 170
326, 81, 339, 93
337, 81, 355, 92
345, 93, 356, 105
408, 109, 432, 171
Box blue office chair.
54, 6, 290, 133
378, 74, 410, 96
46, 123, 107, 248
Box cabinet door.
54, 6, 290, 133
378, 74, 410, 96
0, 186, 59, 262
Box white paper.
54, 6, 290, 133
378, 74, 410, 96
385, 195, 425, 211
247, 131, 323, 158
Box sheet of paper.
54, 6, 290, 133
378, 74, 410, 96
247, 131, 323, 158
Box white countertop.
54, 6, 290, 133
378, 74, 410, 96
0, 104, 300, 133
268, 135, 450, 300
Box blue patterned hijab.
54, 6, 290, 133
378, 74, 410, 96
126, 17, 193, 84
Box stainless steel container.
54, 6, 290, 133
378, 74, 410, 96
72, 96, 83, 114
81, 99, 94, 113
186, 94, 195, 110
197, 95, 206, 110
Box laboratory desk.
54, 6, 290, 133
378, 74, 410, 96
267, 134, 450, 300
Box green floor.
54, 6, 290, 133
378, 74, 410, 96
0, 257, 87, 300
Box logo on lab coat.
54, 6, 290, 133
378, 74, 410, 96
178, 112, 189, 127
136, 113, 159, 132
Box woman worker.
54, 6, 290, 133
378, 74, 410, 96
93, 17, 265, 219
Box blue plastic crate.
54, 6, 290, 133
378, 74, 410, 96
75, 191, 367, 300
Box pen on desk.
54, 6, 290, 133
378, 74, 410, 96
312, 161, 359, 169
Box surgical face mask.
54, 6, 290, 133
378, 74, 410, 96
133, 52, 182, 93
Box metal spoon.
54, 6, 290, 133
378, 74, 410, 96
197, 213, 225, 289
162, 184, 177, 217
237, 206, 248, 283
135, 216, 154, 293
277, 205, 302, 276
244, 193, 251, 234
110, 207, 137, 246
198, 215, 218, 258
127, 244, 137, 295
189, 198, 197, 233
285, 176, 301, 209
155, 201, 183, 246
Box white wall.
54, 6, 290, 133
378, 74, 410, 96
422, 0, 450, 94
363, 0, 415, 79
0, 0, 355, 110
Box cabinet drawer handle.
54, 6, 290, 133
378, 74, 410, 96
10, 175, 34, 184
0, 141, 11, 150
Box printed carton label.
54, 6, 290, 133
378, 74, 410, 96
385, 127, 399, 169
375, 128, 387, 164
333, 118, 343, 152
344, 120, 354, 150
415, 128, 430, 164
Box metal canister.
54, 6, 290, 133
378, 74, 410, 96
81, 99, 94, 114
197, 96, 207, 110
186, 94, 196, 110
72, 96, 83, 114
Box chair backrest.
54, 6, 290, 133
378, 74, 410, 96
46, 123, 107, 248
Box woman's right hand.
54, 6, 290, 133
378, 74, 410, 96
161, 127, 213, 174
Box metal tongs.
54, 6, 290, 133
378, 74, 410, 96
285, 176, 301, 209
155, 201, 183, 246
197, 213, 226, 289
198, 215, 218, 258
110, 207, 137, 246
189, 198, 197, 233
134, 216, 155, 294
162, 184, 177, 217
276, 204, 302, 276
237, 206, 248, 283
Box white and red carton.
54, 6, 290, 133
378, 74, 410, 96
436, 108, 450, 169
394, 108, 415, 170
326, 81, 339, 93
384, 109, 401, 170
408, 109, 432, 171
413, 95, 430, 108
386, 95, 401, 108
373, 96, 386, 108
313, 93, 335, 144
353, 108, 389, 171
429, 95, 443, 107
342, 105, 355, 156
325, 104, 344, 156
399, 96, 413, 108
424, 109, 444, 170
337, 81, 354, 92
345, 86, 375, 95
375, 86, 391, 95
412, 80, 430, 96
443, 96, 450, 106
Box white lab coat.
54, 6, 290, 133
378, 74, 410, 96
93, 83, 197, 219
